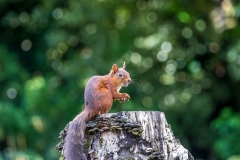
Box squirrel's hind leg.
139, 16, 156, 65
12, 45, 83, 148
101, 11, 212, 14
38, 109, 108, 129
93, 88, 113, 114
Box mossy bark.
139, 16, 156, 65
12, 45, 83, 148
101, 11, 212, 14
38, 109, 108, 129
56, 111, 194, 160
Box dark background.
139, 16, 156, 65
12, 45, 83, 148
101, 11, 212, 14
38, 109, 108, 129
0, 0, 240, 159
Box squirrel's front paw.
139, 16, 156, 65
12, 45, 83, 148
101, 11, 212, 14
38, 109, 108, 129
118, 93, 130, 103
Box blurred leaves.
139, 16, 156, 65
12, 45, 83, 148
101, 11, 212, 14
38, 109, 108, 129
0, 0, 240, 159
211, 107, 240, 159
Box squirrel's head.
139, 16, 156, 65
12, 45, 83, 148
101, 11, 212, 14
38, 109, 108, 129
110, 62, 131, 87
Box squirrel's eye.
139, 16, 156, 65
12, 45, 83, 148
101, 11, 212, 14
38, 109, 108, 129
118, 73, 123, 78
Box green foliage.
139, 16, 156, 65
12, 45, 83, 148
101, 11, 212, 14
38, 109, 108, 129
0, 0, 240, 159
211, 107, 240, 159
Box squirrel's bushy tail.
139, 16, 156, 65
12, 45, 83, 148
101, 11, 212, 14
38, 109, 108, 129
64, 108, 96, 160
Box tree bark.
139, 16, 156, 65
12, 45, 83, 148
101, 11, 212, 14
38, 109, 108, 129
56, 111, 194, 160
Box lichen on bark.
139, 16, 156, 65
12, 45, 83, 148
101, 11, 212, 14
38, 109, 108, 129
56, 111, 194, 160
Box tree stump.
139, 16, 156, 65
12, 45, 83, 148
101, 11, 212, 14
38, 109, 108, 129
56, 111, 194, 160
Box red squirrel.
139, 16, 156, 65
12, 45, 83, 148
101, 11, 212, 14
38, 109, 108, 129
64, 62, 131, 160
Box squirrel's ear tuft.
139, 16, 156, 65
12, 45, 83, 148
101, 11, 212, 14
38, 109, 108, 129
122, 62, 126, 70
111, 64, 118, 74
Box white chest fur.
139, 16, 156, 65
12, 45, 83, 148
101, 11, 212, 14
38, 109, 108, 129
117, 86, 121, 92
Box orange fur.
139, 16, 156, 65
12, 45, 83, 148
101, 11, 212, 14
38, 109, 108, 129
64, 63, 131, 160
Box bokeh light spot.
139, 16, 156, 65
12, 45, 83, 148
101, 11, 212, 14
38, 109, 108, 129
147, 12, 158, 23
142, 57, 153, 69
115, 18, 126, 29
209, 42, 219, 53
176, 72, 187, 82
130, 52, 142, 64
188, 61, 201, 73
195, 44, 206, 55
164, 94, 175, 106
46, 49, 58, 60
52, 8, 63, 19
142, 96, 153, 107
136, 0, 147, 10
182, 27, 193, 39
237, 55, 240, 65
195, 19, 206, 31
142, 83, 154, 94
32, 115, 44, 133
159, 74, 175, 85
191, 84, 202, 94
57, 43, 68, 54
226, 50, 238, 62
21, 39, 32, 51
157, 51, 168, 62
180, 89, 192, 103
174, 50, 185, 60
7, 88, 17, 99
144, 34, 158, 48
177, 12, 191, 23
161, 41, 172, 53
10, 18, 19, 28
152, 0, 163, 9
25, 76, 45, 90
165, 60, 177, 75
158, 27, 169, 38
215, 66, 226, 77
68, 36, 79, 47
225, 18, 237, 29
86, 23, 97, 34
52, 60, 62, 70
134, 37, 145, 48
19, 12, 30, 23
80, 48, 93, 60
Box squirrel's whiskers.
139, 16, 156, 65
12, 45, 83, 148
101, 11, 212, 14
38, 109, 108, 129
64, 62, 131, 160
130, 79, 143, 91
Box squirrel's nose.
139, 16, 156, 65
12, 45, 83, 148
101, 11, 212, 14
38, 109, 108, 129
128, 79, 131, 83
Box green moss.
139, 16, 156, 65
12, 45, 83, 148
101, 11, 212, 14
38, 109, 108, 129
137, 132, 142, 137
99, 138, 104, 147
84, 138, 91, 150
